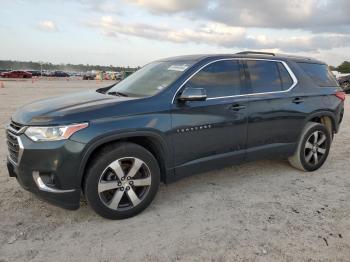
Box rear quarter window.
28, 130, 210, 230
277, 63, 293, 90
298, 62, 338, 87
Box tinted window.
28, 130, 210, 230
187, 60, 242, 98
277, 63, 293, 90
298, 62, 338, 87
109, 61, 194, 97
246, 60, 291, 93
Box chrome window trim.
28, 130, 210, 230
171, 58, 298, 103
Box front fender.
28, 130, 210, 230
75, 129, 172, 187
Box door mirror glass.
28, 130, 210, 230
178, 87, 207, 101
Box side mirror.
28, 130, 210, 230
178, 87, 207, 102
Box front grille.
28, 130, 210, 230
7, 131, 19, 163
8, 121, 25, 133
6, 121, 25, 165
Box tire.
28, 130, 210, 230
84, 142, 160, 219
288, 122, 331, 172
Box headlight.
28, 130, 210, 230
25, 123, 88, 141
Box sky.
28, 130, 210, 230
0, 0, 350, 67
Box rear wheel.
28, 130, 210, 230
84, 142, 160, 219
288, 122, 331, 172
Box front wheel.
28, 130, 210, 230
288, 122, 331, 172
84, 142, 160, 219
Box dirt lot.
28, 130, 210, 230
0, 79, 349, 262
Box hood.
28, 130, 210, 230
12, 90, 136, 125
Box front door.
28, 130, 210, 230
171, 59, 248, 176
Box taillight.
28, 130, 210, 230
335, 91, 346, 101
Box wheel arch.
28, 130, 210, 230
77, 131, 171, 188
305, 110, 337, 135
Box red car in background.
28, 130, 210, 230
1, 71, 32, 78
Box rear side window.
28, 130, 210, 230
298, 62, 338, 87
277, 63, 293, 89
187, 60, 242, 98
245, 60, 293, 93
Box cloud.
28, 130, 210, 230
37, 20, 58, 32
126, 0, 205, 13
246, 34, 350, 52
87, 16, 350, 53
91, 16, 245, 42
124, 0, 350, 33
78, 0, 120, 13
79, 0, 350, 33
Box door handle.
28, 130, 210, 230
292, 97, 305, 104
229, 104, 247, 111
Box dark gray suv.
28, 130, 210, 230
6, 51, 345, 219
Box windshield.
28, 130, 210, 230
108, 61, 193, 97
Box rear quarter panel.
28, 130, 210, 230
288, 61, 343, 133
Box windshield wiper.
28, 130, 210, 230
108, 91, 129, 97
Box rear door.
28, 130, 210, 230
242, 59, 304, 160
171, 59, 248, 175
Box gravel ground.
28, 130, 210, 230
0, 79, 349, 262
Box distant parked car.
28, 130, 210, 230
338, 75, 350, 93
123, 70, 135, 79
75, 72, 84, 77
68, 72, 79, 77
2, 71, 32, 78
0, 70, 8, 77
51, 71, 70, 77
41, 70, 52, 77
27, 70, 41, 77
83, 72, 96, 80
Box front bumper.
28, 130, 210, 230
6, 134, 86, 210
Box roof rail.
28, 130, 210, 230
236, 51, 275, 56
286, 55, 312, 61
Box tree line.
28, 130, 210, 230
1, 59, 350, 73
0, 60, 139, 72
329, 61, 350, 73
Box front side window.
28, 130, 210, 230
186, 60, 242, 98
245, 60, 293, 93
109, 61, 194, 97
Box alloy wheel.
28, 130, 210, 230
304, 131, 327, 166
98, 157, 152, 211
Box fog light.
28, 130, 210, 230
32, 171, 75, 193
39, 172, 56, 186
